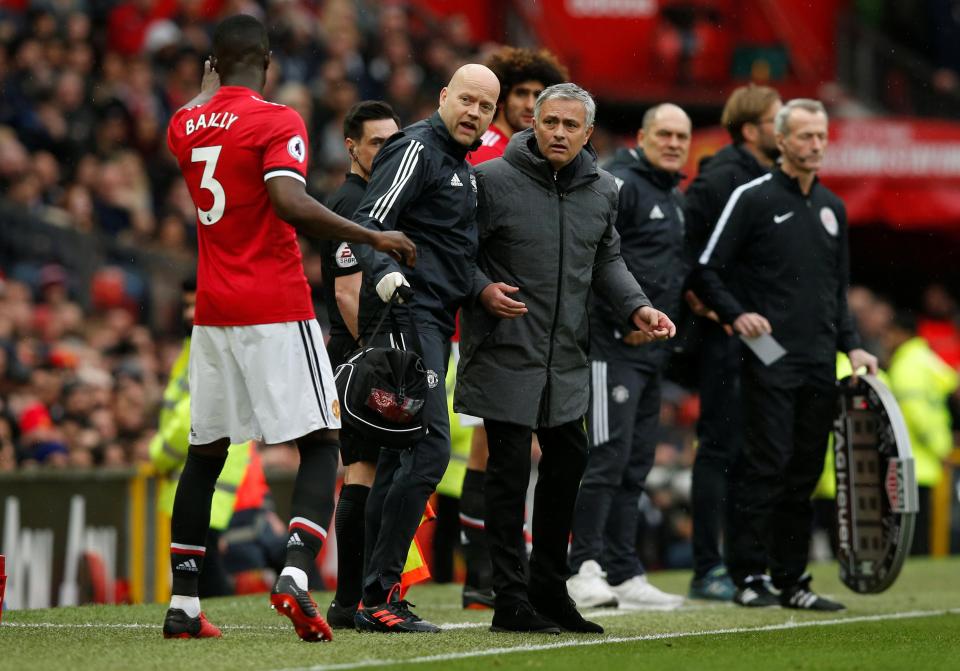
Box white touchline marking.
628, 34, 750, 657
0, 603, 713, 632
0, 622, 288, 630
275, 609, 960, 671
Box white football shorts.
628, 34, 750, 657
189, 319, 341, 445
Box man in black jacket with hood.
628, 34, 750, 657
683, 84, 781, 601
567, 103, 689, 611
457, 83, 676, 634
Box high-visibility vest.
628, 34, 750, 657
437, 351, 472, 499
887, 337, 958, 487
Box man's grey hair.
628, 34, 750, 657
534, 83, 596, 127
775, 98, 828, 136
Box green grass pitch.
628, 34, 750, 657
2, 557, 958, 671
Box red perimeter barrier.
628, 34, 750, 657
684, 118, 960, 230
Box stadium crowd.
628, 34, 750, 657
0, 0, 489, 468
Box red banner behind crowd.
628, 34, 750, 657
685, 119, 960, 230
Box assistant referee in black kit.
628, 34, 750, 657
697, 99, 877, 611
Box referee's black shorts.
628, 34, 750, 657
327, 333, 381, 466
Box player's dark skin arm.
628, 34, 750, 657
267, 176, 417, 267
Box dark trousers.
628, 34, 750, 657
727, 362, 837, 589
484, 418, 588, 610
362, 327, 451, 603
691, 324, 744, 577
569, 362, 659, 585
431, 493, 461, 583
911, 486, 932, 556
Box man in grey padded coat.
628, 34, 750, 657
455, 83, 676, 635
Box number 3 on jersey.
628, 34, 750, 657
192, 145, 225, 225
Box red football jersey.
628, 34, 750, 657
167, 86, 314, 326
467, 124, 509, 166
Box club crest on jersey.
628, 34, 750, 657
335, 242, 357, 269
820, 207, 838, 236
469, 174, 477, 193
287, 135, 305, 163
426, 369, 440, 389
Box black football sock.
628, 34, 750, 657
170, 449, 227, 597
284, 437, 339, 573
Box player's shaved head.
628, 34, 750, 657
212, 14, 270, 85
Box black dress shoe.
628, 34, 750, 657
490, 602, 561, 634
530, 592, 604, 634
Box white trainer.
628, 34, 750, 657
611, 575, 684, 611
566, 560, 619, 608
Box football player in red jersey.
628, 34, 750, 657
467, 47, 567, 166
460, 47, 567, 610
162, 14, 415, 642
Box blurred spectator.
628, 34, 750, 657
918, 283, 960, 369
847, 285, 893, 358
881, 309, 958, 555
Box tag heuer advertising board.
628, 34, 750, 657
834, 374, 918, 593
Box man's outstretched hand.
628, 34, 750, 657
479, 282, 527, 319
628, 305, 676, 343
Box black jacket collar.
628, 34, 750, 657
607, 147, 683, 191
428, 112, 480, 159
773, 166, 820, 197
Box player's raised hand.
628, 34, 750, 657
202, 58, 220, 95
374, 230, 417, 267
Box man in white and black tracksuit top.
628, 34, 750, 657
697, 99, 877, 611
350, 65, 501, 632
567, 103, 690, 611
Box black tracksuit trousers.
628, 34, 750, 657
727, 360, 837, 589
484, 418, 588, 610
690, 323, 743, 578
361, 327, 451, 604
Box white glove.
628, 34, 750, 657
376, 271, 410, 303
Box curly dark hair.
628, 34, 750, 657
484, 47, 568, 104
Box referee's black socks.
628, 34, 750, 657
333, 484, 370, 607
